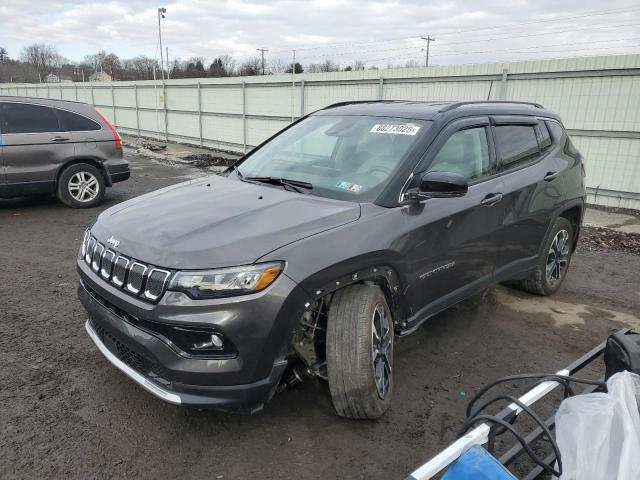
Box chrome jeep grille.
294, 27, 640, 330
82, 234, 171, 303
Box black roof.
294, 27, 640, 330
314, 100, 559, 121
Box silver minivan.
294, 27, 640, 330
0, 96, 129, 208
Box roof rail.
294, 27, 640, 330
438, 100, 544, 112
321, 100, 396, 110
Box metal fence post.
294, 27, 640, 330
499, 68, 509, 100
242, 81, 247, 153
90, 85, 95, 106
378, 77, 384, 100
163, 83, 169, 142
197, 82, 203, 147
74, 84, 78, 101
300, 80, 305, 117
111, 83, 117, 126
46, 85, 50, 99
134, 84, 140, 137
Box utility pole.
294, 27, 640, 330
257, 47, 268, 75
158, 7, 167, 81
420, 35, 435, 67
291, 49, 296, 122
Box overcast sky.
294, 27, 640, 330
1, 0, 639, 68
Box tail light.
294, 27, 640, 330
93, 108, 122, 150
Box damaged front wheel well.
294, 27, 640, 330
288, 273, 406, 385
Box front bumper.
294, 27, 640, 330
78, 260, 311, 410
84, 318, 287, 409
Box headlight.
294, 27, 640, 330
167, 262, 284, 299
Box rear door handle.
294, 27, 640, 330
544, 171, 559, 182
480, 192, 503, 207
52, 136, 70, 142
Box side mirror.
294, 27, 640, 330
404, 171, 468, 202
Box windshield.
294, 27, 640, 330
237, 115, 430, 201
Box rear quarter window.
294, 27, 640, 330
538, 122, 552, 151
494, 125, 539, 170
56, 109, 101, 131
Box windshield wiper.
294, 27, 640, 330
244, 176, 313, 194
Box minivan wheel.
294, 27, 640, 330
57, 163, 106, 208
520, 217, 574, 296
326, 284, 393, 419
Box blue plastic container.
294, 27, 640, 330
441, 444, 517, 480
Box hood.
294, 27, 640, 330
91, 175, 361, 269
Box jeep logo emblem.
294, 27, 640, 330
107, 235, 120, 248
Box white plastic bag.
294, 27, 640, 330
555, 371, 640, 480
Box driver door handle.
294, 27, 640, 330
480, 192, 503, 207
52, 136, 70, 142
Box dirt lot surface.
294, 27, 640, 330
2, 154, 639, 480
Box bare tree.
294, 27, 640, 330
219, 55, 236, 76
307, 59, 340, 73
125, 55, 160, 80
102, 53, 121, 77
238, 58, 261, 76
21, 43, 62, 76
269, 58, 287, 74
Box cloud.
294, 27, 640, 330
1, 0, 639, 68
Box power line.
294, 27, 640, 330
286, 33, 640, 64
432, 36, 640, 57
215, 18, 640, 63
258, 6, 640, 55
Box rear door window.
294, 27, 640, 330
56, 109, 101, 132
1, 102, 61, 134
494, 125, 540, 171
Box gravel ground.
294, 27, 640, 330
578, 226, 640, 255
1, 154, 639, 480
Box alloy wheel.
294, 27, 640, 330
68, 171, 100, 202
546, 229, 570, 286
372, 302, 392, 399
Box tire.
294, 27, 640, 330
57, 163, 106, 208
520, 217, 574, 296
326, 284, 393, 419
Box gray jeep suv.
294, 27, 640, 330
77, 101, 585, 419
0, 96, 129, 208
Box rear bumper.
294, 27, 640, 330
110, 169, 130, 184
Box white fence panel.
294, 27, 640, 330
1, 54, 639, 208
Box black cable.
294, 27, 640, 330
465, 373, 607, 418
460, 394, 563, 476
459, 414, 561, 478
529, 375, 575, 398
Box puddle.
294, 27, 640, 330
495, 287, 640, 329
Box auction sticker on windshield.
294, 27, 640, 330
370, 124, 420, 135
